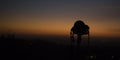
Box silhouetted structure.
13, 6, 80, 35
0, 34, 3, 39
70, 20, 89, 45
0, 33, 15, 40
70, 20, 90, 58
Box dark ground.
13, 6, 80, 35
0, 37, 120, 60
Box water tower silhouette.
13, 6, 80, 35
70, 20, 90, 58
70, 20, 90, 47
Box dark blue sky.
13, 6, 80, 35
1, 0, 120, 19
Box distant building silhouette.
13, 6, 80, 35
0, 33, 15, 40
0, 34, 4, 39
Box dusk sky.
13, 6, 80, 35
1, 0, 120, 37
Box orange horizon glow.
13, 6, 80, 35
1, 18, 120, 38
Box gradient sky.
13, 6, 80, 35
0, 0, 120, 37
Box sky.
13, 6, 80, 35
0, 0, 120, 38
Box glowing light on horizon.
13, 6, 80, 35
1, 18, 120, 38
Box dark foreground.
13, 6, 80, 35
0, 38, 120, 60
